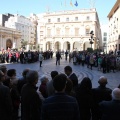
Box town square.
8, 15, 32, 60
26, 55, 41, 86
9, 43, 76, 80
0, 0, 120, 120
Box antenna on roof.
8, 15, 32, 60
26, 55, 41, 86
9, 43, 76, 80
88, 0, 96, 8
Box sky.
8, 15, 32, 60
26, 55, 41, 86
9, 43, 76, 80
0, 0, 117, 23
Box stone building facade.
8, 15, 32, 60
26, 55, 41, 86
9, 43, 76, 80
0, 26, 21, 50
37, 8, 102, 52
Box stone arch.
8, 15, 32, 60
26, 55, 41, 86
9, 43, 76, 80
55, 41, 61, 52
63, 41, 70, 51
46, 41, 51, 50
73, 41, 81, 51
6, 39, 13, 49
83, 41, 90, 50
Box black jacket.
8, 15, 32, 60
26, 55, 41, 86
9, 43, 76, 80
99, 100, 120, 120
21, 83, 42, 120
92, 86, 112, 120
69, 73, 78, 88
0, 83, 13, 120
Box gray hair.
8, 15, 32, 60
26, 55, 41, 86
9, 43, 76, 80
112, 88, 120, 100
40, 75, 48, 83
26, 70, 38, 84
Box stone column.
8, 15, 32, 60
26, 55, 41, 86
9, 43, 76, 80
70, 42, 73, 52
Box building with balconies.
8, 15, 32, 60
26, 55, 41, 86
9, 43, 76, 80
37, 8, 102, 52
107, 0, 120, 53
5, 14, 35, 50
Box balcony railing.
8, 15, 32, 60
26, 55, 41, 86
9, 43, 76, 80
45, 34, 90, 38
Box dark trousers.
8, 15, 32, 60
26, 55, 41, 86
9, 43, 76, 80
56, 59, 60, 65
40, 61, 42, 67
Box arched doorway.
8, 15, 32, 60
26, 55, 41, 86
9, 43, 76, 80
83, 41, 91, 50
46, 42, 51, 51
6, 39, 13, 49
73, 42, 81, 51
55, 42, 61, 51
63, 41, 70, 51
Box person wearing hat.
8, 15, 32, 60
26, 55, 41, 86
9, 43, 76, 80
92, 76, 112, 120
99, 88, 120, 120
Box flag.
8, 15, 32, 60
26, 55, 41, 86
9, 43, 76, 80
70, 0, 73, 7
74, 1, 78, 7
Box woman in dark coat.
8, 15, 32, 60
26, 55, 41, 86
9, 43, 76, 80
76, 77, 95, 120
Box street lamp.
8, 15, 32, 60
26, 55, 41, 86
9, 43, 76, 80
89, 30, 94, 48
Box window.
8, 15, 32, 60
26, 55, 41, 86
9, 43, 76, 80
75, 17, 78, 21
86, 16, 90, 20
57, 18, 60, 22
48, 19, 51, 23
75, 28, 79, 36
66, 18, 69, 22
103, 37, 107, 41
65, 27, 70, 35
103, 43, 106, 47
47, 28, 51, 36
104, 32, 107, 36
56, 28, 60, 35
86, 29, 90, 36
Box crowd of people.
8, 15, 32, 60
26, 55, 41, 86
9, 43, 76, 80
0, 50, 53, 64
0, 65, 120, 120
62, 50, 120, 73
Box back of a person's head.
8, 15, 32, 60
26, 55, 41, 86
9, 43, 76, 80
40, 75, 48, 83
7, 69, 16, 77
80, 77, 92, 90
3, 77, 11, 88
0, 65, 7, 74
51, 71, 58, 79
64, 66, 72, 72
22, 68, 30, 78
98, 76, 107, 86
26, 70, 38, 84
112, 88, 120, 100
53, 74, 67, 92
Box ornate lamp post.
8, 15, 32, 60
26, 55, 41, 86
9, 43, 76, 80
89, 30, 94, 48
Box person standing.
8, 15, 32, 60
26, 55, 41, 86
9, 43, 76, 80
0, 70, 13, 120
64, 66, 78, 91
39, 52, 43, 67
41, 74, 80, 120
21, 70, 42, 120
56, 51, 62, 65
99, 88, 120, 120
65, 50, 68, 61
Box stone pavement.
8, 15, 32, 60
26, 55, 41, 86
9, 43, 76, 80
3, 57, 120, 90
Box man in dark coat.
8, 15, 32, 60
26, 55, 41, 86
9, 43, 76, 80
64, 66, 78, 90
56, 51, 62, 65
0, 70, 13, 120
17, 68, 30, 95
99, 88, 120, 120
41, 74, 80, 120
21, 70, 42, 120
92, 76, 112, 120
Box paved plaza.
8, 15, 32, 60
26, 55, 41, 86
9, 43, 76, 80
3, 57, 120, 90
